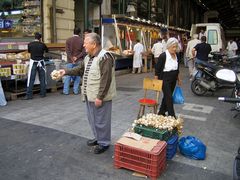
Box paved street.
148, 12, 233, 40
0, 66, 239, 180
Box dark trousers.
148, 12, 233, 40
26, 62, 46, 98
158, 70, 178, 118
85, 96, 112, 146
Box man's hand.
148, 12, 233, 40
72, 56, 77, 62
95, 98, 102, 107
177, 79, 182, 86
59, 69, 66, 76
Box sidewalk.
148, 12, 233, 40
0, 66, 239, 180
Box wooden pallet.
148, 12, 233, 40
9, 83, 63, 100
10, 89, 39, 100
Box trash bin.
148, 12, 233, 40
45, 61, 57, 89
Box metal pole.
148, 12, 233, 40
123, 0, 125, 15
52, 0, 57, 43
148, 0, 151, 20
167, 0, 170, 26
84, 0, 88, 30
41, 0, 44, 41
99, 2, 102, 35
118, 0, 121, 14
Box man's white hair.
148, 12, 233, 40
85, 33, 101, 46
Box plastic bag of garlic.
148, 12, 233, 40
132, 113, 184, 134
51, 70, 61, 81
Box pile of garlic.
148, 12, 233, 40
51, 70, 61, 80
132, 113, 183, 134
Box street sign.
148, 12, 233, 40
0, 19, 13, 29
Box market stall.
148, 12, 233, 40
0, 42, 65, 100
0, 1, 66, 98
102, 15, 164, 71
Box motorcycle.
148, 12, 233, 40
191, 59, 240, 96
218, 96, 240, 180
218, 94, 240, 118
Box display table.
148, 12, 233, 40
143, 54, 153, 73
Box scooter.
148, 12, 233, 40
218, 97, 240, 180
191, 61, 239, 96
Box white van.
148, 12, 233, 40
190, 23, 226, 52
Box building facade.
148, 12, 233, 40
0, 0, 204, 44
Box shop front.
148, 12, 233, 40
0, 0, 73, 96
102, 15, 162, 71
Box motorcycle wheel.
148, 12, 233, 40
191, 79, 208, 96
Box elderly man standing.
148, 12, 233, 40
59, 33, 116, 154
186, 34, 201, 79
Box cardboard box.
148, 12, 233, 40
117, 132, 160, 152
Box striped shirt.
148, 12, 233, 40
83, 57, 94, 95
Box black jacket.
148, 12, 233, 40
155, 52, 180, 80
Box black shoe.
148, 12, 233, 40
22, 96, 32, 100
87, 139, 98, 146
40, 95, 46, 98
94, 145, 109, 154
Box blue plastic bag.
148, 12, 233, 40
172, 86, 184, 104
178, 136, 206, 160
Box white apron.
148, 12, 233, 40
133, 43, 144, 68
27, 59, 46, 87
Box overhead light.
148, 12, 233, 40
126, 5, 136, 13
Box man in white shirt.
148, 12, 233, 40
186, 34, 201, 78
227, 40, 238, 57
162, 34, 168, 52
132, 39, 144, 73
151, 38, 163, 64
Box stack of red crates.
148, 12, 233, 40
114, 141, 167, 180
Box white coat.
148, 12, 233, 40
133, 42, 144, 68
227, 41, 238, 57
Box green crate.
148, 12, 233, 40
134, 124, 177, 141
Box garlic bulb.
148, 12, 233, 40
133, 113, 184, 134
51, 70, 61, 80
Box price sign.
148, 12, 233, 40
8, 44, 12, 49
4, 20, 12, 29
0, 19, 13, 29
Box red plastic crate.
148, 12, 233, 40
114, 141, 167, 180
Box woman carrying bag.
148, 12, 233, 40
155, 37, 182, 118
